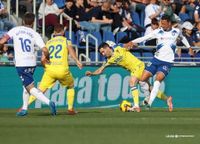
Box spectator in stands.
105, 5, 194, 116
111, 0, 123, 33
177, 21, 195, 55
19, 0, 33, 13
160, 0, 177, 23
194, 0, 200, 23
112, 0, 136, 33
144, 18, 159, 46
64, 0, 75, 18
193, 21, 200, 47
144, 0, 161, 28
72, 0, 99, 32
63, 0, 76, 30
38, 0, 64, 36
176, 0, 195, 22
129, 0, 149, 14
90, 1, 113, 32
0, 0, 16, 31
0, 44, 14, 62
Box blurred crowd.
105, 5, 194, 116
0, 0, 200, 62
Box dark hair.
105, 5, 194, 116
161, 15, 171, 22
98, 42, 110, 51
54, 24, 64, 33
151, 18, 159, 25
23, 12, 35, 25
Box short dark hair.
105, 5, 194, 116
98, 42, 110, 51
54, 24, 64, 33
161, 15, 171, 22
151, 18, 159, 25
23, 12, 35, 25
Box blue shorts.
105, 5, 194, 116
16, 67, 36, 87
145, 57, 172, 76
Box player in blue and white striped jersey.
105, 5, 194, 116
125, 15, 194, 110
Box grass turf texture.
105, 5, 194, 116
0, 108, 200, 144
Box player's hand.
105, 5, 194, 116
85, 71, 92, 76
41, 55, 50, 67
189, 48, 195, 57
124, 42, 137, 50
76, 60, 83, 69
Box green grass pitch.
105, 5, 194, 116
0, 108, 200, 144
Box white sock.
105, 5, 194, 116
30, 87, 50, 105
139, 81, 150, 99
148, 81, 161, 106
22, 88, 30, 110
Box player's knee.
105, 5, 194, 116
68, 82, 74, 89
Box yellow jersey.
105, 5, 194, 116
45, 36, 72, 71
105, 45, 144, 73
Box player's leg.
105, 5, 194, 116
129, 63, 146, 112
148, 72, 165, 106
129, 76, 140, 112
16, 67, 56, 116
60, 71, 77, 115
148, 61, 173, 110
27, 84, 56, 116
28, 71, 53, 105
16, 87, 29, 116
28, 86, 47, 105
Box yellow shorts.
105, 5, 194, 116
39, 68, 74, 90
130, 62, 145, 80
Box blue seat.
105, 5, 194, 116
179, 13, 190, 22
140, 11, 145, 27
181, 53, 192, 62
76, 30, 88, 49
54, 0, 65, 8
142, 52, 153, 62
90, 52, 104, 62
194, 52, 200, 62
65, 31, 76, 45
90, 31, 102, 46
132, 52, 141, 58
116, 32, 127, 44
103, 31, 115, 43
131, 11, 140, 26
0, 30, 6, 38
174, 54, 181, 62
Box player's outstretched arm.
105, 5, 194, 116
123, 42, 138, 50
85, 65, 106, 76
124, 30, 156, 50
68, 45, 83, 69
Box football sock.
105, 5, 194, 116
67, 88, 75, 110
156, 90, 168, 101
22, 88, 30, 110
30, 87, 50, 105
139, 81, 150, 98
28, 95, 36, 105
131, 86, 139, 107
148, 81, 161, 106
28, 86, 46, 105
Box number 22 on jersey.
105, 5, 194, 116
49, 44, 62, 59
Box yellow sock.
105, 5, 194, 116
156, 90, 168, 101
131, 88, 139, 107
67, 88, 75, 110
28, 86, 46, 105
28, 95, 36, 105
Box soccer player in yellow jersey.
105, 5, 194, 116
86, 41, 173, 112
28, 24, 82, 114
